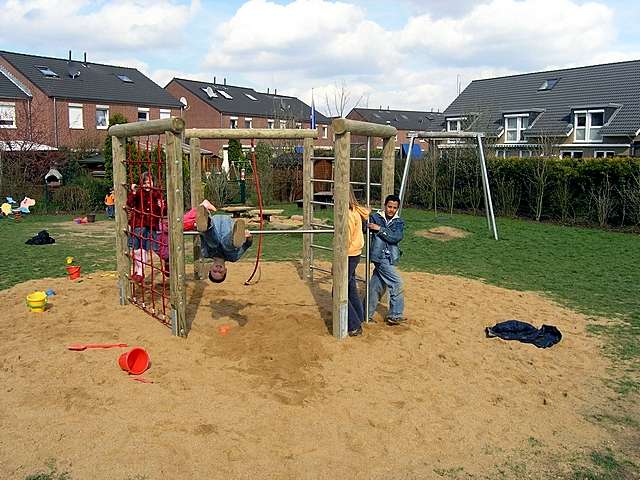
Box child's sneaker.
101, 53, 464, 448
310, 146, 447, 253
232, 219, 246, 248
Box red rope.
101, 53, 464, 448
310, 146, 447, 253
245, 139, 263, 285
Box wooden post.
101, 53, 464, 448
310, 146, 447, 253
332, 131, 350, 339
189, 137, 204, 280
302, 137, 314, 282
112, 135, 130, 305
381, 135, 396, 204
165, 131, 187, 336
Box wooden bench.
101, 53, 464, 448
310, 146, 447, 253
221, 206, 254, 218
248, 209, 284, 222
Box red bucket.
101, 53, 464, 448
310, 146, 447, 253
65, 265, 81, 280
118, 347, 150, 375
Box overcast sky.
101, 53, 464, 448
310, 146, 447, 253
1, 0, 638, 115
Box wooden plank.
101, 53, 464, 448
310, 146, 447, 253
332, 118, 397, 137
112, 136, 131, 305
165, 131, 187, 336
332, 131, 350, 339
185, 128, 318, 140
411, 131, 485, 139
189, 137, 204, 280
381, 135, 396, 204
302, 137, 314, 282
108, 118, 185, 137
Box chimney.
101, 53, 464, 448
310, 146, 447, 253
83, 52, 87, 65
267, 87, 270, 94
214, 76, 216, 84
274, 88, 277, 96
68, 50, 72, 62
387, 105, 389, 111
223, 77, 226, 85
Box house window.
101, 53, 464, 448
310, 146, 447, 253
244, 118, 252, 129
561, 150, 583, 159
495, 150, 506, 159
230, 117, 238, 129
594, 151, 615, 158
519, 150, 533, 158
574, 110, 603, 142
159, 109, 171, 120
137, 108, 149, 122
280, 120, 287, 129
267, 119, 274, 129
69, 104, 83, 129
504, 115, 529, 143
0, 103, 16, 128
446, 117, 465, 132
322, 125, 328, 139
295, 122, 302, 129
96, 106, 109, 129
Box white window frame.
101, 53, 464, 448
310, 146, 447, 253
95, 105, 109, 130
446, 117, 466, 132
68, 103, 84, 129
504, 114, 529, 143
561, 150, 584, 159
244, 117, 252, 129
295, 122, 302, 129
594, 150, 615, 158
574, 109, 604, 143
159, 109, 171, 120
322, 125, 328, 139
137, 107, 149, 122
495, 149, 506, 159
279, 120, 287, 129
519, 150, 533, 158
267, 119, 274, 129
230, 116, 238, 129
0, 102, 16, 129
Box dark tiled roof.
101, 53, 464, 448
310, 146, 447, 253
0, 70, 30, 99
350, 108, 445, 131
0, 50, 181, 108
444, 59, 640, 137
170, 77, 330, 124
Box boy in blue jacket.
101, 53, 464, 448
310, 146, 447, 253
366, 194, 405, 325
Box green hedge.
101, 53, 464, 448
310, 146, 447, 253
402, 155, 640, 228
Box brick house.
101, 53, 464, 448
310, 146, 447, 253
0, 50, 182, 151
443, 59, 640, 158
347, 107, 446, 156
165, 77, 333, 158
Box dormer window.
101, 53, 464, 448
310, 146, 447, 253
538, 78, 559, 90
504, 114, 529, 143
446, 117, 466, 132
574, 110, 603, 142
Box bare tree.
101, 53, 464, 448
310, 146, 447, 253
323, 80, 364, 118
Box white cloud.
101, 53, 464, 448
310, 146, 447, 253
0, 0, 199, 53
399, 0, 615, 67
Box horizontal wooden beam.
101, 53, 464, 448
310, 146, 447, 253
108, 118, 185, 137
409, 131, 484, 139
185, 128, 318, 140
331, 118, 397, 138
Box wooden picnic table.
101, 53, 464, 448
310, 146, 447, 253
221, 206, 254, 217
248, 209, 284, 222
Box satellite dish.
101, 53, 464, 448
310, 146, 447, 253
68, 64, 81, 79
179, 97, 188, 107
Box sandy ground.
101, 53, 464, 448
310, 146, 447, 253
415, 226, 470, 241
0, 262, 611, 479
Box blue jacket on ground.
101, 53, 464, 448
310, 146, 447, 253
368, 210, 404, 265
201, 215, 252, 262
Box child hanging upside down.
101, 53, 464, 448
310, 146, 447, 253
159, 199, 252, 283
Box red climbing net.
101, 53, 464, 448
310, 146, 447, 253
123, 137, 171, 327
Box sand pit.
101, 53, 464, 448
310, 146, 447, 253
0, 263, 611, 479
415, 226, 470, 241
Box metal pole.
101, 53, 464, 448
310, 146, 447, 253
184, 228, 334, 236
364, 136, 371, 323
398, 135, 415, 216
476, 135, 499, 240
